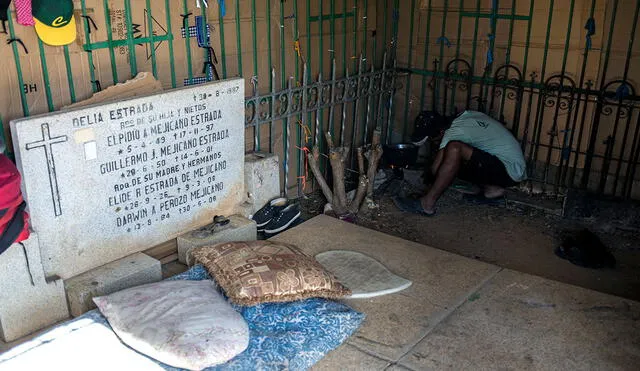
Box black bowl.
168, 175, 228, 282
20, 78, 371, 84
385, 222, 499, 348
382, 143, 419, 168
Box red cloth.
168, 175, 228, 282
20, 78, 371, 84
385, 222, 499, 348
0, 154, 29, 244
15, 0, 35, 26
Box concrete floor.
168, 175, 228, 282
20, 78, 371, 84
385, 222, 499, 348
272, 215, 640, 370
3, 215, 639, 369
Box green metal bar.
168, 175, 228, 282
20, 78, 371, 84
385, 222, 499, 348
198, 1, 208, 79
498, 0, 518, 118
544, 0, 576, 187
250, 0, 258, 151
521, 0, 536, 78
449, 0, 464, 113
308, 12, 354, 22
294, 0, 302, 196
467, 0, 482, 108
279, 0, 287, 191
6, 11, 28, 116
0, 115, 9, 156
268, 0, 274, 153
164, 0, 176, 88
182, 0, 193, 80
84, 35, 172, 51
434, 0, 449, 110
342, 0, 347, 73
217, 0, 227, 78
460, 12, 529, 20
36, 39, 54, 111
419, 0, 433, 110
103, 0, 119, 84
402, 0, 416, 139
145, 0, 158, 79
481, 0, 499, 106
306, 0, 312, 132
80, 0, 98, 93
528, 0, 555, 169
388, 0, 399, 139
559, 0, 576, 81
124, 0, 138, 76
352, 0, 358, 71
362, 0, 368, 65
369, 0, 375, 65
318, 0, 324, 157
597, 0, 618, 90
251, 0, 258, 79
340, 0, 348, 144
330, 0, 336, 136
319, 0, 324, 76
330, 0, 336, 60
382, 0, 388, 56
63, 46, 76, 103
538, 1, 555, 90
235, 0, 243, 76
504, 0, 517, 65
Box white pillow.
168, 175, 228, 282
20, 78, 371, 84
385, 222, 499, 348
93, 280, 249, 370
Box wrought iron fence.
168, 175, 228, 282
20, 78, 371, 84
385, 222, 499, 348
388, 0, 640, 200
401, 62, 640, 200
245, 55, 397, 197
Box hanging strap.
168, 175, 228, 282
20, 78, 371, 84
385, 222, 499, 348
585, 18, 596, 50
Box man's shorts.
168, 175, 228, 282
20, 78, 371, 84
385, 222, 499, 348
458, 147, 518, 188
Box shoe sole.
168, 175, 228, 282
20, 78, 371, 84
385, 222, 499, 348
264, 211, 301, 234
255, 219, 271, 228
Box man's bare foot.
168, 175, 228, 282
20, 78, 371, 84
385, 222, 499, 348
420, 197, 436, 214
484, 185, 505, 199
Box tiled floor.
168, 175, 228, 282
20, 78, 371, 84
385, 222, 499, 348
270, 215, 640, 370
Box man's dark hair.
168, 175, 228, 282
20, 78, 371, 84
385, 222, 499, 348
411, 111, 451, 142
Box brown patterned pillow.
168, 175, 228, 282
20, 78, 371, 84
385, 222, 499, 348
191, 241, 351, 306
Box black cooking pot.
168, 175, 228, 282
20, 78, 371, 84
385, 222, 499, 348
382, 143, 419, 168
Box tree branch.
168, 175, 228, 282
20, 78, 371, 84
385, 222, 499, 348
365, 130, 384, 198
307, 146, 333, 204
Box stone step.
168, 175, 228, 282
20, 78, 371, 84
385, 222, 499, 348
64, 253, 162, 317
0, 234, 69, 342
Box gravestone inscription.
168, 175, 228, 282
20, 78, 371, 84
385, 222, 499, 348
11, 79, 245, 279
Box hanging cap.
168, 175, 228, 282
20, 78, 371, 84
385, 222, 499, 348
32, 0, 76, 46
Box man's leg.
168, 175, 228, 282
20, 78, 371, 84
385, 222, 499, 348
420, 141, 473, 212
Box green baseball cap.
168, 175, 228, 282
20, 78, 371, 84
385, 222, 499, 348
32, 0, 77, 46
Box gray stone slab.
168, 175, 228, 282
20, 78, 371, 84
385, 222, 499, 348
177, 215, 257, 265
243, 152, 280, 215
0, 234, 69, 342
10, 80, 245, 279
398, 269, 640, 370
270, 215, 500, 361
64, 253, 162, 317
312, 344, 390, 371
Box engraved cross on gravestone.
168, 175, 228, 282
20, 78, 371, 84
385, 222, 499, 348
25, 123, 68, 217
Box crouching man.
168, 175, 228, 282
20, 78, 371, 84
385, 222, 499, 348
394, 110, 526, 216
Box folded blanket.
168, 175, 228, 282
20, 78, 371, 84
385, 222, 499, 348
0, 265, 364, 371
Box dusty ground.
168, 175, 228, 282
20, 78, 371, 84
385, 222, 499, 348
299, 188, 640, 302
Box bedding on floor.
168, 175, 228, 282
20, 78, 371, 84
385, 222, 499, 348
0, 265, 364, 371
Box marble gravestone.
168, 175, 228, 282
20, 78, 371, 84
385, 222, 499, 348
11, 79, 245, 279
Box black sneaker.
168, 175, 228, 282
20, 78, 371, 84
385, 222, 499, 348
263, 203, 301, 234
252, 197, 288, 231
